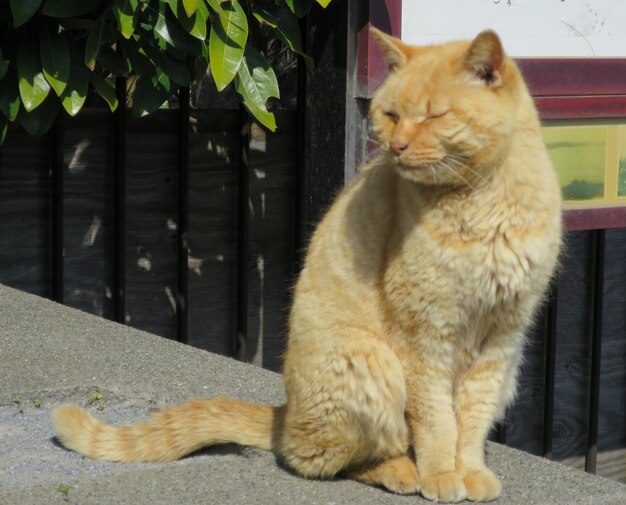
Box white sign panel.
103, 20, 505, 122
402, 0, 626, 57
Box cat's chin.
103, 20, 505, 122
394, 162, 443, 185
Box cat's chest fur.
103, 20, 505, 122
381, 181, 554, 338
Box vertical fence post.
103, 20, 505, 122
176, 87, 190, 344
542, 283, 558, 459
113, 76, 126, 324
234, 108, 250, 361
585, 229, 606, 474
50, 121, 64, 303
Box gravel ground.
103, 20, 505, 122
0, 390, 260, 491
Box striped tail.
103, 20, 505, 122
51, 397, 282, 462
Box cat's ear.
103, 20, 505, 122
371, 27, 411, 71
464, 30, 506, 87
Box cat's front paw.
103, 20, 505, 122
464, 469, 502, 502
420, 471, 467, 503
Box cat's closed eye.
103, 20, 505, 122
428, 108, 449, 119
384, 111, 400, 123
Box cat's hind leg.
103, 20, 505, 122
277, 336, 412, 493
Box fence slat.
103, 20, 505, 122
50, 122, 63, 303
586, 229, 606, 473
114, 77, 126, 324
177, 87, 190, 344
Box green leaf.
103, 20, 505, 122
315, 0, 332, 7
241, 47, 279, 104
138, 34, 190, 86
0, 116, 7, 145
166, 0, 208, 40
18, 94, 58, 136
113, 0, 139, 39
98, 47, 129, 76
209, 0, 247, 91
84, 16, 107, 70
284, 0, 313, 17
60, 50, 89, 116
120, 38, 152, 76
235, 47, 279, 132
41, 0, 103, 17
252, 4, 312, 68
10, 0, 44, 28
132, 68, 174, 117
0, 69, 21, 121
144, 2, 203, 55
182, 0, 198, 17
17, 32, 51, 112
91, 73, 118, 112
205, 0, 223, 15
191, 53, 209, 82
206, 0, 224, 15
39, 21, 70, 96
0, 48, 9, 81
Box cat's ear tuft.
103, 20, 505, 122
464, 30, 506, 87
371, 27, 411, 71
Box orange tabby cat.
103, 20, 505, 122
52, 28, 562, 502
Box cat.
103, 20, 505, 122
52, 27, 562, 503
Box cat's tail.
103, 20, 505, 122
51, 398, 283, 462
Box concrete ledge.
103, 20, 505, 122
1, 284, 625, 504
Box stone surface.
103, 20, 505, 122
1, 284, 625, 504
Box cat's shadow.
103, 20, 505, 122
51, 436, 247, 461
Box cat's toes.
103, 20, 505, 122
420, 471, 467, 503
464, 469, 502, 502
349, 456, 420, 495
380, 457, 420, 495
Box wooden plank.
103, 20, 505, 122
517, 59, 626, 97
565, 207, 626, 232
0, 127, 51, 296
551, 231, 595, 466
61, 110, 115, 319
124, 110, 179, 338
246, 113, 297, 371
535, 96, 626, 120
596, 227, 626, 482
186, 110, 240, 356
504, 306, 549, 456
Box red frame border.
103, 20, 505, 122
359, 3, 626, 231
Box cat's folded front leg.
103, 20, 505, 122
405, 358, 468, 503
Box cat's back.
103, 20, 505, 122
289, 160, 399, 339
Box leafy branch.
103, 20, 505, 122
0, 0, 332, 143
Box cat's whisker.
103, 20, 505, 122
365, 148, 382, 164
430, 165, 439, 182
439, 161, 476, 191
445, 156, 491, 187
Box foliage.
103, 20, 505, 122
619, 158, 626, 197
0, 0, 331, 143
561, 179, 604, 201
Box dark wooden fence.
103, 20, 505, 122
0, 106, 298, 371
504, 228, 626, 482
2, 105, 626, 483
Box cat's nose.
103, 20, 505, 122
390, 140, 409, 156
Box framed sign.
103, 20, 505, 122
401, 0, 626, 58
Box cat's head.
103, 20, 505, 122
369, 28, 527, 186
